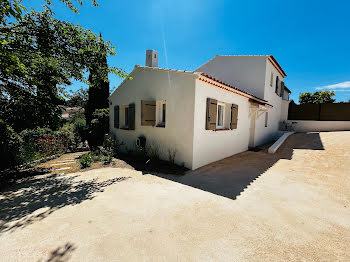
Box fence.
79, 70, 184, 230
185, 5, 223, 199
288, 102, 350, 121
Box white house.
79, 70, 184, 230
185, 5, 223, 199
109, 50, 291, 170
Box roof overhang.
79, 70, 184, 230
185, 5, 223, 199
268, 55, 287, 78
198, 73, 272, 107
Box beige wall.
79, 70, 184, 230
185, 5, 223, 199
191, 78, 251, 169
109, 67, 197, 169
288, 120, 350, 132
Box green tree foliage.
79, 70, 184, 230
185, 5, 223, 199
85, 33, 110, 125
1, 0, 98, 25
299, 90, 336, 104
66, 87, 88, 108
0, 119, 22, 170
87, 108, 109, 149
0, 9, 126, 132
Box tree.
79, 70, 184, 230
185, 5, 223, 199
1, 0, 98, 24
85, 34, 110, 125
299, 90, 336, 104
66, 88, 88, 108
0, 9, 126, 132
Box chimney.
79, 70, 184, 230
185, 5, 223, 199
145, 50, 158, 67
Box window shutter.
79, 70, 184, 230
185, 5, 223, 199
280, 81, 285, 97
206, 98, 217, 130
141, 100, 156, 126
128, 103, 135, 130
114, 105, 119, 128
230, 104, 238, 129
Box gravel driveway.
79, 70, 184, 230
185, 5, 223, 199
0, 132, 349, 261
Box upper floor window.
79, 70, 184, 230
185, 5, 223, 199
270, 72, 274, 87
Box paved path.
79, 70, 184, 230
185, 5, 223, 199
0, 132, 349, 261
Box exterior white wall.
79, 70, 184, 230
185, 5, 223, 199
196, 56, 290, 147
252, 58, 286, 146
109, 68, 197, 169
196, 56, 267, 99
280, 100, 290, 121
191, 79, 252, 169
288, 120, 350, 132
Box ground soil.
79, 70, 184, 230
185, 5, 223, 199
0, 131, 349, 261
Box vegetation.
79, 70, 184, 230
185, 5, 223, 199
299, 90, 336, 104
0, 1, 127, 171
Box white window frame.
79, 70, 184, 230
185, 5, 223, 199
156, 100, 166, 127
216, 102, 225, 129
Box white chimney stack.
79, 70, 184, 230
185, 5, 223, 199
145, 50, 158, 67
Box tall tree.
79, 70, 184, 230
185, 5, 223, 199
0, 9, 126, 131
85, 34, 110, 125
299, 90, 336, 104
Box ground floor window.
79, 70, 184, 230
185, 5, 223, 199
217, 102, 225, 129
156, 100, 166, 127
265, 112, 268, 127
120, 105, 129, 129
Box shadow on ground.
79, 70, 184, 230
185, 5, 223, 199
38, 242, 76, 262
151, 132, 324, 200
0, 172, 130, 233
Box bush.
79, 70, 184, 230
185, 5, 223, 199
0, 120, 23, 170
73, 117, 87, 143
87, 108, 109, 149
79, 153, 93, 168
20, 126, 76, 163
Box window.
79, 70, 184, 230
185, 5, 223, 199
216, 102, 225, 129
124, 107, 129, 127
275, 76, 279, 94
265, 112, 268, 127
156, 100, 166, 127
120, 105, 129, 129
270, 72, 273, 87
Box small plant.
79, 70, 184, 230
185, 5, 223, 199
103, 155, 113, 165
146, 141, 160, 160
167, 148, 177, 164
279, 120, 294, 131
79, 153, 93, 168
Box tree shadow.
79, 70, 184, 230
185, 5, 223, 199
150, 132, 324, 200
0, 172, 130, 233
38, 242, 76, 262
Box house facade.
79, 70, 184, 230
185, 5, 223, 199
109, 51, 291, 170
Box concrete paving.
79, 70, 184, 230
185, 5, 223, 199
0, 132, 349, 261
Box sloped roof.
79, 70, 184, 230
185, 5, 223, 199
196, 55, 287, 77
110, 65, 270, 105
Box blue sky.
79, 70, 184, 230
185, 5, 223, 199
26, 0, 350, 102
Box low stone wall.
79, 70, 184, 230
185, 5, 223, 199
288, 120, 350, 132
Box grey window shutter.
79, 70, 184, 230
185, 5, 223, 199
206, 98, 217, 130
141, 100, 156, 126
128, 103, 135, 130
280, 81, 285, 97
114, 105, 119, 128
230, 104, 238, 129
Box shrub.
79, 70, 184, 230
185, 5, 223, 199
87, 108, 109, 149
79, 153, 93, 168
279, 120, 294, 131
0, 120, 23, 170
167, 148, 177, 164
73, 117, 87, 143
